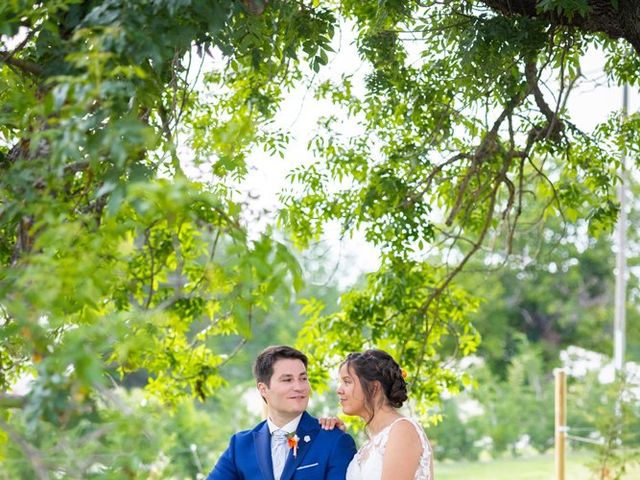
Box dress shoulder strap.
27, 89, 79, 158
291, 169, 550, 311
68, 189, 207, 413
388, 417, 433, 480
387, 416, 411, 431
387, 417, 428, 448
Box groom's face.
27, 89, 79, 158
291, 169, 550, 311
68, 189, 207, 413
258, 358, 310, 420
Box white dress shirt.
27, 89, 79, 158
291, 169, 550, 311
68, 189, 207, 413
267, 414, 303, 480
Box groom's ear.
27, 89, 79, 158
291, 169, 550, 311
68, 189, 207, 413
257, 382, 267, 397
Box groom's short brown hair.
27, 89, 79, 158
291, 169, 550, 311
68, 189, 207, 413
253, 345, 308, 386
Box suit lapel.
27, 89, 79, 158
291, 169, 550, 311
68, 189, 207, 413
254, 422, 274, 480
280, 412, 321, 480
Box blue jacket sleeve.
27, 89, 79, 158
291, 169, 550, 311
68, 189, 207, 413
206, 435, 240, 480
326, 432, 357, 480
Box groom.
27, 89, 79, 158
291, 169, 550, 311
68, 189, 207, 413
206, 345, 356, 480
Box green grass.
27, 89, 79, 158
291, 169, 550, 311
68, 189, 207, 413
436, 453, 640, 480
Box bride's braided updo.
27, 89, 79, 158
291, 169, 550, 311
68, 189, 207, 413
341, 349, 408, 410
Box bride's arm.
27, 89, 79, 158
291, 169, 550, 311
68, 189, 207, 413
318, 417, 347, 431
381, 421, 423, 480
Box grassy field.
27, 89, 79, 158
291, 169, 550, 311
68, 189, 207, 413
437, 453, 640, 479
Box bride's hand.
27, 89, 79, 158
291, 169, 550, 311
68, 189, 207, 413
318, 417, 347, 431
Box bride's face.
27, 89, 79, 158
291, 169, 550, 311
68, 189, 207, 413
336, 364, 367, 419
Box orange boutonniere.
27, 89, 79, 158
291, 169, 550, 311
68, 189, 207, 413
287, 432, 300, 457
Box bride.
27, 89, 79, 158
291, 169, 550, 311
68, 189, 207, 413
336, 349, 434, 480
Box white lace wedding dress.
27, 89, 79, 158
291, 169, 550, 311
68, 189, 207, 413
345, 417, 432, 480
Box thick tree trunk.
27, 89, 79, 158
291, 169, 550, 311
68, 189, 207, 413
481, 0, 640, 54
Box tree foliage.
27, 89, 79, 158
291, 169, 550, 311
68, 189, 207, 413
459, 214, 640, 377
429, 337, 554, 460
282, 0, 637, 410
0, 1, 316, 474
1, 0, 638, 476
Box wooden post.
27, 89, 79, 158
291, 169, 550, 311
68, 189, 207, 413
555, 369, 567, 480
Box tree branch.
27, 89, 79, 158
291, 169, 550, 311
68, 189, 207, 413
480, 0, 640, 54
414, 151, 514, 382
445, 90, 527, 227
0, 392, 27, 409
0, 51, 43, 76
524, 60, 564, 141
0, 416, 50, 479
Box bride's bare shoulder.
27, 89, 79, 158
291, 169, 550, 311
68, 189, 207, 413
387, 418, 423, 445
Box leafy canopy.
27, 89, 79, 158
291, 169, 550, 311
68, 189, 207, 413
0, 0, 638, 475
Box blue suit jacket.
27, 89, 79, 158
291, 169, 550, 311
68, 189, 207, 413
207, 411, 356, 480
